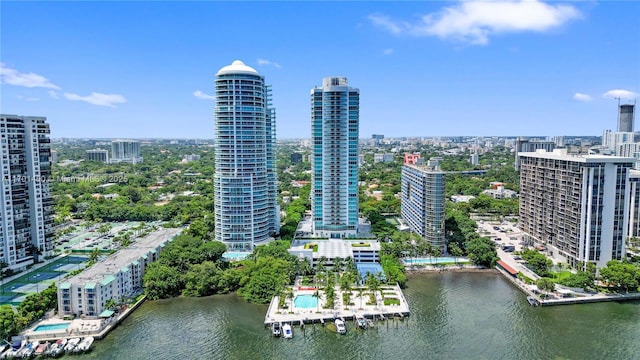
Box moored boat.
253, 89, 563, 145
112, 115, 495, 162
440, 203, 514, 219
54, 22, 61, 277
49, 339, 67, 358
271, 322, 281, 337
34, 342, 48, 357
282, 324, 293, 339
76, 337, 94, 353
335, 319, 347, 335
527, 295, 538, 306
63, 338, 80, 354
356, 315, 367, 329
20, 340, 38, 358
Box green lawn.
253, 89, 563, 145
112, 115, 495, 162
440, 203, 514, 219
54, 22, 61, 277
383, 298, 401, 306
549, 271, 573, 282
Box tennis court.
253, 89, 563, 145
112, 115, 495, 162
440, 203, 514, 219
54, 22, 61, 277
356, 263, 386, 284
0, 255, 87, 306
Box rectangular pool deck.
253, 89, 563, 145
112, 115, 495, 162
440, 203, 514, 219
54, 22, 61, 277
264, 283, 410, 326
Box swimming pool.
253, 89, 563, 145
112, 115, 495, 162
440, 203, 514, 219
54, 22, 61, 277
222, 252, 250, 261
293, 294, 318, 309
34, 323, 71, 332
403, 257, 469, 265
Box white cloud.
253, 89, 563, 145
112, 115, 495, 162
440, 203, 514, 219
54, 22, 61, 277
602, 89, 638, 100
383, 48, 394, 55
64, 92, 127, 107
0, 63, 60, 89
368, 15, 406, 35
193, 90, 216, 100
48, 90, 59, 99
369, 0, 581, 45
257, 58, 282, 69
573, 93, 592, 102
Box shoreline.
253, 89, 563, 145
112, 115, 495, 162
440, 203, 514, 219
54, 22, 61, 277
405, 265, 492, 273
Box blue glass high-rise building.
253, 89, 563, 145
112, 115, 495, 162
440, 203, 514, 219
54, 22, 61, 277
311, 77, 359, 238
213, 60, 279, 251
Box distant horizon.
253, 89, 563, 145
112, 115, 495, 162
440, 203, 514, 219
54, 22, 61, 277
50, 134, 604, 141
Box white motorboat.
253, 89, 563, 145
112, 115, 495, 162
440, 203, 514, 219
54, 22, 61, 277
64, 338, 80, 353
335, 319, 347, 335
49, 338, 67, 358
356, 315, 367, 329
282, 324, 293, 339
271, 322, 281, 337
77, 336, 94, 352
527, 295, 538, 306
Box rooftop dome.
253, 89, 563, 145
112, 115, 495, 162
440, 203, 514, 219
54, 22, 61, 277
216, 60, 259, 76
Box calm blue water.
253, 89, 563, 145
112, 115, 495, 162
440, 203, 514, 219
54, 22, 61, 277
404, 257, 469, 265
293, 294, 318, 309
89, 273, 640, 360
222, 252, 250, 261
34, 323, 71, 332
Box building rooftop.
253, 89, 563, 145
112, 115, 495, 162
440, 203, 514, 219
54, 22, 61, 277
216, 60, 259, 76
519, 149, 636, 163
289, 239, 380, 260
62, 227, 182, 285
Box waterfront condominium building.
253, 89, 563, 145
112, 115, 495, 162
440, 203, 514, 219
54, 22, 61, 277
519, 149, 634, 269
514, 137, 555, 170
213, 60, 279, 251
401, 161, 446, 252
110, 140, 143, 164
627, 170, 640, 239
0, 115, 55, 271
311, 77, 359, 238
58, 228, 182, 317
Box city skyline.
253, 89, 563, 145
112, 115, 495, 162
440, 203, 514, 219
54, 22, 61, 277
1, 1, 639, 139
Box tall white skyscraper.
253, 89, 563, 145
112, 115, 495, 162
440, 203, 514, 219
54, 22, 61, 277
0, 115, 54, 271
213, 60, 279, 251
311, 77, 359, 238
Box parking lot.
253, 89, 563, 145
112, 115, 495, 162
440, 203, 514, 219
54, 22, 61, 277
477, 221, 540, 280
55, 221, 161, 253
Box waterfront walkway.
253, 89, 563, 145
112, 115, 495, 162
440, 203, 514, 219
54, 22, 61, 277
495, 266, 640, 306
264, 283, 410, 326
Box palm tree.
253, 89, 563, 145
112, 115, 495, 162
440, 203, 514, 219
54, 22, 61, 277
318, 256, 327, 273
333, 257, 343, 282
300, 258, 312, 276
276, 287, 285, 313
285, 287, 295, 313
357, 287, 365, 310
89, 248, 100, 263
365, 272, 381, 309
313, 289, 322, 313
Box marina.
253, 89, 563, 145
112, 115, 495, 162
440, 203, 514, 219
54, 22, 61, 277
263, 283, 410, 327
0, 335, 94, 358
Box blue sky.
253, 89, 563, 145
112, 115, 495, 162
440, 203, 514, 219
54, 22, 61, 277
1, 1, 639, 139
